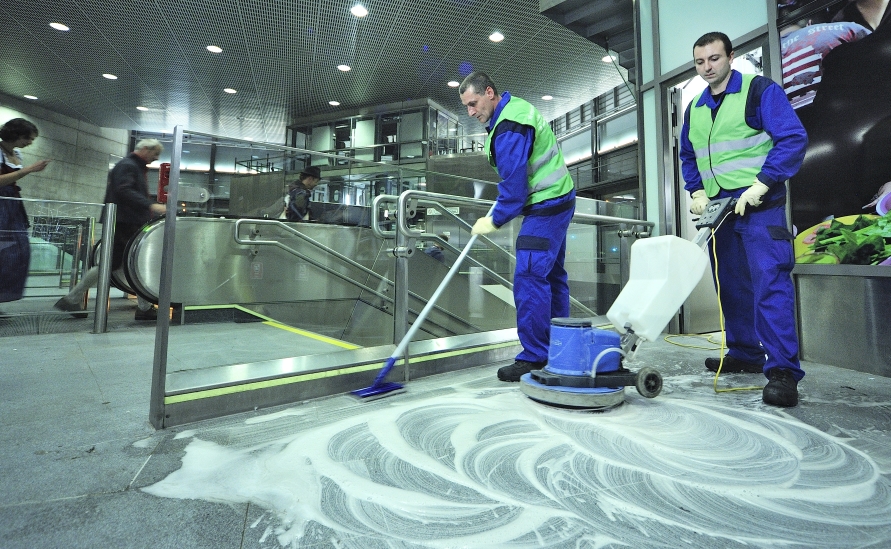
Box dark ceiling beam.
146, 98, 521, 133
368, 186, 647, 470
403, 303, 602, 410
584, 13, 628, 38
562, 3, 606, 25
606, 29, 636, 53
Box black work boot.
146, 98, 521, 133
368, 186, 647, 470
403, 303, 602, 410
705, 355, 763, 374
762, 368, 799, 407
497, 360, 546, 382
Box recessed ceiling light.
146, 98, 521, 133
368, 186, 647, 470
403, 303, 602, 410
337, 64, 351, 72
49, 22, 69, 32
224, 88, 237, 93
489, 31, 504, 42
24, 95, 38, 100
136, 106, 149, 111
602, 54, 617, 62
350, 4, 368, 17
542, 95, 553, 101
447, 81, 460, 88
329, 101, 341, 106
102, 73, 118, 80
206, 45, 223, 53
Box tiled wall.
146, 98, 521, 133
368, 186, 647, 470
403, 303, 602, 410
1, 93, 128, 205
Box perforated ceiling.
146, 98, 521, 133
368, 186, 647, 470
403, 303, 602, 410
0, 0, 626, 142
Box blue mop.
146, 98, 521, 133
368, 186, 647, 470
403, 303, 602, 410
352, 206, 495, 399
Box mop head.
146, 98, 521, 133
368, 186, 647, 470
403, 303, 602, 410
350, 381, 405, 400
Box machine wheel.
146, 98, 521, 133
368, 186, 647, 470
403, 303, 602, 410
636, 367, 662, 398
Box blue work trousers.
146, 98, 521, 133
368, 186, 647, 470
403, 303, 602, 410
711, 203, 804, 380
513, 205, 575, 363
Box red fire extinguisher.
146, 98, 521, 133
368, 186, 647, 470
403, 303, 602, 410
158, 162, 171, 203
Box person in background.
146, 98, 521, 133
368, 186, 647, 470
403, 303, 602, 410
459, 71, 576, 383
286, 166, 322, 222
423, 233, 448, 263
679, 32, 808, 407
54, 139, 166, 321
832, 0, 890, 31
0, 118, 50, 307
780, 15, 870, 109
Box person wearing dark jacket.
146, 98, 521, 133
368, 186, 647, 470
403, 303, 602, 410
286, 166, 322, 222
679, 32, 808, 407
54, 139, 166, 320
459, 71, 576, 383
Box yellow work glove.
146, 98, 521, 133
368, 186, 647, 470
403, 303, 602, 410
471, 216, 497, 235
734, 180, 770, 216
690, 189, 709, 215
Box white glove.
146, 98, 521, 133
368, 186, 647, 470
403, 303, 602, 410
689, 190, 709, 215
734, 180, 770, 216
471, 216, 497, 235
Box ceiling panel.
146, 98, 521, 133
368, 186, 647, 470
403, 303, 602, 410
0, 0, 628, 142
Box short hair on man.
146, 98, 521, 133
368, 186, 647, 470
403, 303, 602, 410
694, 31, 733, 57
135, 138, 163, 152
459, 71, 499, 96
0, 118, 39, 142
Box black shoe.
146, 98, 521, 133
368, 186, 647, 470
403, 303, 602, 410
763, 368, 799, 407
134, 307, 158, 321
497, 360, 546, 382
53, 298, 88, 319
705, 355, 763, 374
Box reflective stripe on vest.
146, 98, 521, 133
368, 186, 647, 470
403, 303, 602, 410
486, 96, 574, 206
688, 74, 773, 196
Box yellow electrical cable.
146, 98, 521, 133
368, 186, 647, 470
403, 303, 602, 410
710, 226, 761, 394
662, 333, 721, 350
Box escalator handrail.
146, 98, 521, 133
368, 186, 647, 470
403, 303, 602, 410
232, 218, 483, 333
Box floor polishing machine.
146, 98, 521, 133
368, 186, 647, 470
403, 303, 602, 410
519, 198, 737, 410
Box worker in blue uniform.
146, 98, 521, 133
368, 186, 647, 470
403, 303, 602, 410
459, 71, 576, 382
679, 32, 808, 407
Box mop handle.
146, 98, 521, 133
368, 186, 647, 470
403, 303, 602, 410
387, 203, 497, 361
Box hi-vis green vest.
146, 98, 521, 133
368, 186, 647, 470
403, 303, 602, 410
485, 95, 573, 206
689, 73, 773, 197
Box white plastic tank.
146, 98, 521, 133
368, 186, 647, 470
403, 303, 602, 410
606, 235, 710, 342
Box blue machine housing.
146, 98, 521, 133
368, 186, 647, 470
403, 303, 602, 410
546, 317, 622, 376
519, 318, 627, 409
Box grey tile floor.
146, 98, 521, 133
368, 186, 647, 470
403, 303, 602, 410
1, 312, 891, 549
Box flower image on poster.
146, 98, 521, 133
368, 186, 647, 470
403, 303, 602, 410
779, 0, 891, 264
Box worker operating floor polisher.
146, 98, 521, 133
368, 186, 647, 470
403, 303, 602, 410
519, 198, 737, 410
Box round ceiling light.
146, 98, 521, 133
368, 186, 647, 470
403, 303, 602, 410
329, 100, 341, 106
136, 106, 149, 111
489, 31, 504, 42
337, 65, 351, 72
224, 88, 237, 94
24, 95, 38, 100
207, 45, 223, 53
102, 73, 118, 80
447, 81, 460, 88
50, 22, 70, 31
542, 95, 553, 101
350, 4, 368, 17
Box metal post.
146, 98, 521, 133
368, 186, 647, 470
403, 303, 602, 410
618, 223, 631, 289
69, 225, 84, 297
150, 125, 183, 429
92, 204, 116, 334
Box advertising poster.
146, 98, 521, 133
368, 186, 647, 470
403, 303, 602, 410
779, 0, 891, 265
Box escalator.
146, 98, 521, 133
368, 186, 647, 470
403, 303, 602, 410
118, 216, 519, 347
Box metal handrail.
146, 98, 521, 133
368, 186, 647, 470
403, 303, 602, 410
231, 218, 481, 331
381, 190, 655, 319
371, 193, 514, 289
